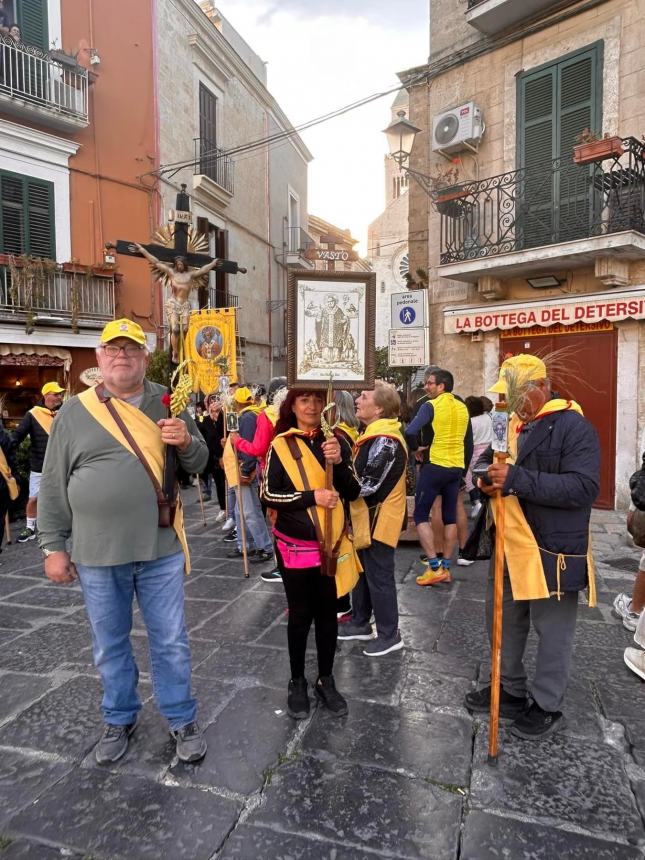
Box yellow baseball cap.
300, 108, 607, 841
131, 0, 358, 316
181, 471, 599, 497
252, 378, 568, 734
489, 354, 547, 394
233, 386, 253, 404
41, 381, 65, 396
100, 318, 147, 346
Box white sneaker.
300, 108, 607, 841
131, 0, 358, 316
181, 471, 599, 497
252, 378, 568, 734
470, 501, 482, 519
215, 510, 227, 523
624, 647, 645, 681
613, 593, 641, 631
457, 551, 474, 567
221, 517, 235, 532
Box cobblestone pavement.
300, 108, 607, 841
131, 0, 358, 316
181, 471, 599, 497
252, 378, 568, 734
0, 496, 644, 859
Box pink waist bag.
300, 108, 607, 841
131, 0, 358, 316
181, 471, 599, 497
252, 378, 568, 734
273, 529, 321, 569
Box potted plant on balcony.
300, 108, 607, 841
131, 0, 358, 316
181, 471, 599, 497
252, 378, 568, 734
432, 166, 471, 217
7, 255, 57, 335
573, 128, 624, 165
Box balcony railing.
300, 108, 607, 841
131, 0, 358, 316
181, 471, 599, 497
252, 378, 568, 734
0, 265, 115, 323
0, 36, 88, 125
208, 287, 239, 308
467, 0, 484, 7
287, 226, 315, 254
439, 137, 645, 265
194, 138, 234, 195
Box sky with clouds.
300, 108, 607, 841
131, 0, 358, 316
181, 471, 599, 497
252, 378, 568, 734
215, 1, 428, 253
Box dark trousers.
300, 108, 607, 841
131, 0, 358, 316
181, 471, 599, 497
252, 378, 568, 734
0, 487, 8, 550
276, 549, 338, 680
201, 466, 225, 508
355, 540, 399, 640
484, 562, 578, 712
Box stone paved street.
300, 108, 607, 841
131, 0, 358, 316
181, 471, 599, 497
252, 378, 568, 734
0, 495, 644, 859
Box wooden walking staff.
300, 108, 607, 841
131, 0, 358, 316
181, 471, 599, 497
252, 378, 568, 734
320, 376, 338, 575
488, 398, 509, 766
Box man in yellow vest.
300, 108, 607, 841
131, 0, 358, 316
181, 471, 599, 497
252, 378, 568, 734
465, 354, 600, 740
37, 319, 209, 765
338, 382, 408, 656
12, 381, 65, 543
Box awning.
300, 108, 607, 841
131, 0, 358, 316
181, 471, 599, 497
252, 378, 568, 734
0, 345, 72, 371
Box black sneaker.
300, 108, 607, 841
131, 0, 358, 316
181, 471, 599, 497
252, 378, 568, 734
95, 721, 137, 764
17, 527, 36, 543
171, 721, 207, 762
315, 675, 348, 716
510, 701, 565, 740
363, 631, 404, 657
287, 677, 310, 719
261, 568, 283, 582
226, 547, 256, 559
464, 685, 527, 718
223, 529, 238, 543
250, 550, 275, 565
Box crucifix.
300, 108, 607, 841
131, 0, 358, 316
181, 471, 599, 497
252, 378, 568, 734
107, 184, 247, 364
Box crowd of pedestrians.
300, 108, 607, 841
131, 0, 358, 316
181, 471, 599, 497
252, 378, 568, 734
1, 322, 643, 762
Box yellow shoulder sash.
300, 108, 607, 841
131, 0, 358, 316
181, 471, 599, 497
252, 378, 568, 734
77, 388, 191, 573
0, 448, 19, 501
223, 434, 238, 487
30, 406, 55, 435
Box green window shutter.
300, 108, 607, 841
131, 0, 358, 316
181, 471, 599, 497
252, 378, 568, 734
0, 171, 55, 259
26, 179, 55, 258
0, 173, 26, 255
17, 0, 49, 51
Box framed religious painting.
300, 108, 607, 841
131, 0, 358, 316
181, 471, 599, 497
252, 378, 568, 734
287, 270, 376, 390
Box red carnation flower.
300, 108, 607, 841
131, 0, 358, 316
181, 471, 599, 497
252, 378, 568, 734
161, 393, 171, 407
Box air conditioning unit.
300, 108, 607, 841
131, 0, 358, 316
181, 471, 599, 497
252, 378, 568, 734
432, 102, 484, 154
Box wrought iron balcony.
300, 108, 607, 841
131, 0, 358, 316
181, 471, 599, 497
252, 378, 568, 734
439, 137, 645, 267
0, 36, 89, 129
208, 287, 238, 308
194, 138, 234, 195
0, 264, 115, 325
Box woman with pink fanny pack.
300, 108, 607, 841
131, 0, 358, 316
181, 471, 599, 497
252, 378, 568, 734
261, 388, 360, 721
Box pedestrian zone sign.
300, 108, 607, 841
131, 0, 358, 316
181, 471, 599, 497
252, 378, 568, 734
391, 291, 427, 329
388, 328, 428, 367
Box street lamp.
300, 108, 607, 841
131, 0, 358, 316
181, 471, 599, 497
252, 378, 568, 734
383, 110, 421, 168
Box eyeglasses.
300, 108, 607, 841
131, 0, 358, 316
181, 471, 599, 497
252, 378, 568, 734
101, 343, 144, 358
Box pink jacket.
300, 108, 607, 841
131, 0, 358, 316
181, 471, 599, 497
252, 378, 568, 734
233, 410, 275, 471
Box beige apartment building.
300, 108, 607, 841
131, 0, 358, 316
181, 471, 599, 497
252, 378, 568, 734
399, 0, 645, 508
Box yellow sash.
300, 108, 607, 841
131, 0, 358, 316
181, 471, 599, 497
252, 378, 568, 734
271, 431, 362, 597
337, 422, 359, 444
222, 434, 239, 487
30, 406, 55, 435
77, 388, 191, 573
264, 404, 279, 428
350, 418, 408, 550
0, 448, 19, 501
498, 400, 595, 604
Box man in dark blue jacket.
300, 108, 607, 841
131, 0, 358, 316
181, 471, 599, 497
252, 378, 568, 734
465, 354, 600, 740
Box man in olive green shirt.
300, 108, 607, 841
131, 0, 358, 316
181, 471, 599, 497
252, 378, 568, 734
38, 318, 208, 766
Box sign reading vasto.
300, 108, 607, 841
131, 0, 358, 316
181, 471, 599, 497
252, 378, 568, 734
388, 328, 428, 367
443, 289, 645, 334
391, 291, 427, 330
304, 248, 358, 263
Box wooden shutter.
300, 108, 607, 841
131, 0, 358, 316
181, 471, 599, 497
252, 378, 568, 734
199, 84, 217, 178
17, 0, 49, 50
517, 43, 602, 248
0, 171, 55, 258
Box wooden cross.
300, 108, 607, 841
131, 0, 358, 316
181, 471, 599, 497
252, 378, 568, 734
108, 184, 247, 276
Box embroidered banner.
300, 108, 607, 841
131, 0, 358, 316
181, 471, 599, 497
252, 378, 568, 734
183, 308, 237, 394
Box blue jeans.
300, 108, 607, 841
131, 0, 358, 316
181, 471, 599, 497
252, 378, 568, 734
234, 481, 272, 553
76, 551, 197, 730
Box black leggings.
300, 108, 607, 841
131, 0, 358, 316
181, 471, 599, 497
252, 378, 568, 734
276, 548, 338, 680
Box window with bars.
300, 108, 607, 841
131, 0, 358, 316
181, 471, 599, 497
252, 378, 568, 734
0, 170, 55, 259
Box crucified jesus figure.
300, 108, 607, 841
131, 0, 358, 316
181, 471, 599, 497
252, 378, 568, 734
135, 243, 222, 363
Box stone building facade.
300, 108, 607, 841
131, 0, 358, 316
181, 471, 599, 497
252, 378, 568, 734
155, 0, 312, 382
399, 0, 645, 508
368, 92, 411, 347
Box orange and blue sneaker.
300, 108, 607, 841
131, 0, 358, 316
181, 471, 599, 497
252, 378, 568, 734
416, 558, 452, 586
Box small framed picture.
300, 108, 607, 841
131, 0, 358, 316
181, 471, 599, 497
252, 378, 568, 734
226, 411, 239, 433
287, 270, 376, 390
491, 409, 509, 452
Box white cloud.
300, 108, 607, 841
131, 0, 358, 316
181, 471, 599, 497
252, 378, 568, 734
216, 1, 427, 253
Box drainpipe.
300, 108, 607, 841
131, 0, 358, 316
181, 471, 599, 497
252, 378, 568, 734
265, 110, 273, 379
